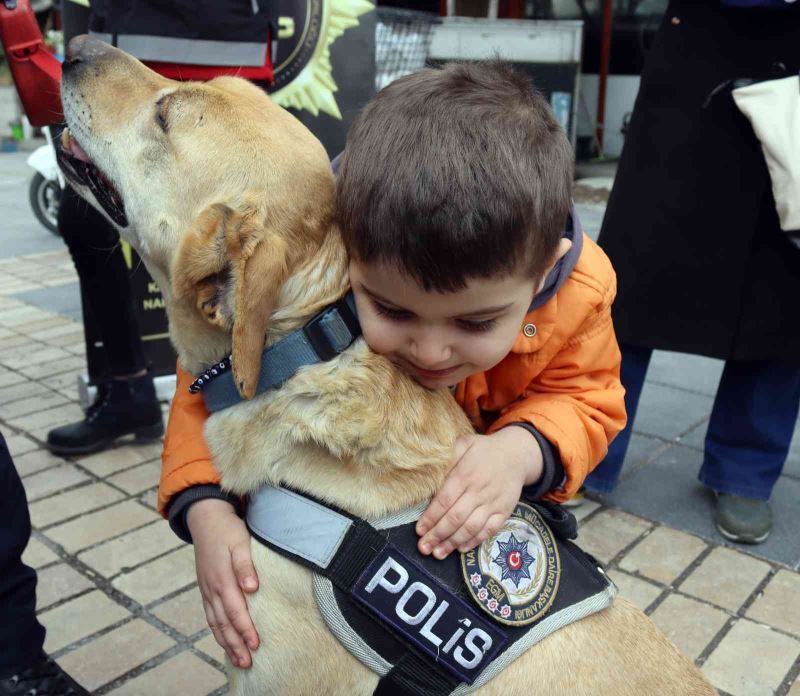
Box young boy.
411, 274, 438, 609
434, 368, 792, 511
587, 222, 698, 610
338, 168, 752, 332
158, 62, 625, 670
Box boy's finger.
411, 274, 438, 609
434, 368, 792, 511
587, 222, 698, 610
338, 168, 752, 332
204, 601, 241, 667
435, 509, 489, 555
212, 595, 252, 668
416, 474, 466, 538
231, 542, 260, 593
458, 513, 506, 554
220, 585, 260, 652
419, 494, 474, 555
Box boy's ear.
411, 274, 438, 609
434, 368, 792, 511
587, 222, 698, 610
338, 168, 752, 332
172, 202, 289, 399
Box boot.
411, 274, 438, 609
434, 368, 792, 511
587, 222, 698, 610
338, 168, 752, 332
0, 652, 90, 696
47, 373, 164, 455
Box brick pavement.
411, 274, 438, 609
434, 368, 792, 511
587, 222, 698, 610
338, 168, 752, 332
1, 248, 799, 695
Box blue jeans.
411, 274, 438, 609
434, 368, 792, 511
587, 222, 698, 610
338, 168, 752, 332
586, 344, 800, 500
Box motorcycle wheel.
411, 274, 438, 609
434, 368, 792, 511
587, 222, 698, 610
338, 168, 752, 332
29, 172, 61, 235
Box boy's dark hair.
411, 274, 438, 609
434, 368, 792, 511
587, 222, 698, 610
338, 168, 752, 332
336, 61, 573, 292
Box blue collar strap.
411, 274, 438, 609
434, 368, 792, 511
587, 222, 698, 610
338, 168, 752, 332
198, 292, 360, 413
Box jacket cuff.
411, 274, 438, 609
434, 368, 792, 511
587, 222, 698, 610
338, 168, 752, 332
506, 423, 565, 501
167, 484, 243, 544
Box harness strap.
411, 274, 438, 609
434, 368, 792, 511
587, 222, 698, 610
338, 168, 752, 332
246, 486, 460, 696
374, 654, 458, 696
246, 486, 386, 590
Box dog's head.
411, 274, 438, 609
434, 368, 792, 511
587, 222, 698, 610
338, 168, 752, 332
59, 35, 335, 397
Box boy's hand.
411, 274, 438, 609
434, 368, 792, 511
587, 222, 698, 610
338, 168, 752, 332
416, 428, 543, 560
187, 498, 260, 669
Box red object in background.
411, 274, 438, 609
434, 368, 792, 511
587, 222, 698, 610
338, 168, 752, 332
0, 0, 63, 126
596, 0, 613, 152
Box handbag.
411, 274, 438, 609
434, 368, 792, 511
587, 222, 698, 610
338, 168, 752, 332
732, 73, 800, 238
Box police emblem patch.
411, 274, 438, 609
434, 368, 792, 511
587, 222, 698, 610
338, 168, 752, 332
461, 502, 560, 626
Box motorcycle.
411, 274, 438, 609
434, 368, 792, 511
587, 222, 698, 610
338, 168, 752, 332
27, 125, 63, 235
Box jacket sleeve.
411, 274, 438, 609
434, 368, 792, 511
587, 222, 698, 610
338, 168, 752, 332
487, 303, 626, 504
158, 362, 222, 517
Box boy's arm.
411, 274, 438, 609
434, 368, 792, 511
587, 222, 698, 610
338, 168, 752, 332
159, 362, 241, 541
488, 302, 626, 503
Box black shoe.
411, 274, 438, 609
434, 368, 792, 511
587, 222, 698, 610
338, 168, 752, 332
46, 373, 164, 456
0, 652, 90, 696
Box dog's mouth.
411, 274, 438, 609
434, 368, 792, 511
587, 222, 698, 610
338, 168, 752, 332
57, 128, 128, 228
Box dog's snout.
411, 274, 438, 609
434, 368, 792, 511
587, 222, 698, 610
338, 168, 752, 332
65, 34, 114, 65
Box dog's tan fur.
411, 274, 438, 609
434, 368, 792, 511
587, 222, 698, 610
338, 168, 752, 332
61, 37, 716, 696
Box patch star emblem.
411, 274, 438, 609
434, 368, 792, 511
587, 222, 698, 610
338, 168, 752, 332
461, 502, 561, 626
492, 533, 537, 588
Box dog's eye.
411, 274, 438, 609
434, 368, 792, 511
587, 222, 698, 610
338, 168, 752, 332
155, 97, 170, 132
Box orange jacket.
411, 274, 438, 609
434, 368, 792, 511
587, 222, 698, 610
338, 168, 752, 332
158, 235, 625, 514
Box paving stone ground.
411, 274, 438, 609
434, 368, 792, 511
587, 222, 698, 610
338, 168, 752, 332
1, 159, 798, 694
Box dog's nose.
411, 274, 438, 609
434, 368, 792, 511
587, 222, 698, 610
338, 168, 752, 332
65, 34, 114, 65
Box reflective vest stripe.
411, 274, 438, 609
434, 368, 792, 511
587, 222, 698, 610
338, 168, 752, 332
90, 32, 268, 67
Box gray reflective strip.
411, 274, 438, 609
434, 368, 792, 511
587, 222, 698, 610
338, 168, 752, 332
89, 32, 267, 67
313, 575, 392, 677
452, 584, 617, 694
246, 486, 353, 569
372, 501, 427, 530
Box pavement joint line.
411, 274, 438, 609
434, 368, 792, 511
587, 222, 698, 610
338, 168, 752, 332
574, 502, 604, 527
777, 655, 800, 696
41, 515, 164, 558
49, 614, 139, 661
143, 581, 201, 613
602, 510, 656, 569
640, 543, 717, 618
39, 548, 209, 679
92, 644, 207, 695
108, 545, 191, 584
598, 515, 800, 639
27, 476, 104, 505
693, 614, 739, 670
35, 488, 159, 534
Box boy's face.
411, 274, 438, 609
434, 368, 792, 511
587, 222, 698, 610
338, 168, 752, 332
349, 259, 540, 390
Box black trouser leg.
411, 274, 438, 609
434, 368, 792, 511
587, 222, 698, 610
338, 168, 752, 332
0, 432, 46, 676
58, 185, 147, 376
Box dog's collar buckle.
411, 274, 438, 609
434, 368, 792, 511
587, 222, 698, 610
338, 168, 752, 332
303, 294, 360, 362
196, 292, 360, 411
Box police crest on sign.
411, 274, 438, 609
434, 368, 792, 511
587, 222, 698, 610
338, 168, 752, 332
461, 501, 561, 626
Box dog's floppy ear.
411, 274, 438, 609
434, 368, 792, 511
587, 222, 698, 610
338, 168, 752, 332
172, 203, 289, 399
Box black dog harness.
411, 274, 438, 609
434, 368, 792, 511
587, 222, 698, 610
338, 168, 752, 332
246, 485, 616, 695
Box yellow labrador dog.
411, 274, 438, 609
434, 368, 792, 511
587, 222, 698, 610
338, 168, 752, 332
58, 35, 715, 696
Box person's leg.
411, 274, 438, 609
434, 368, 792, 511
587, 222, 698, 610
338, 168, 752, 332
584, 344, 653, 493
46, 187, 163, 455
0, 432, 90, 695
0, 433, 45, 675
700, 359, 800, 543
57, 185, 147, 376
